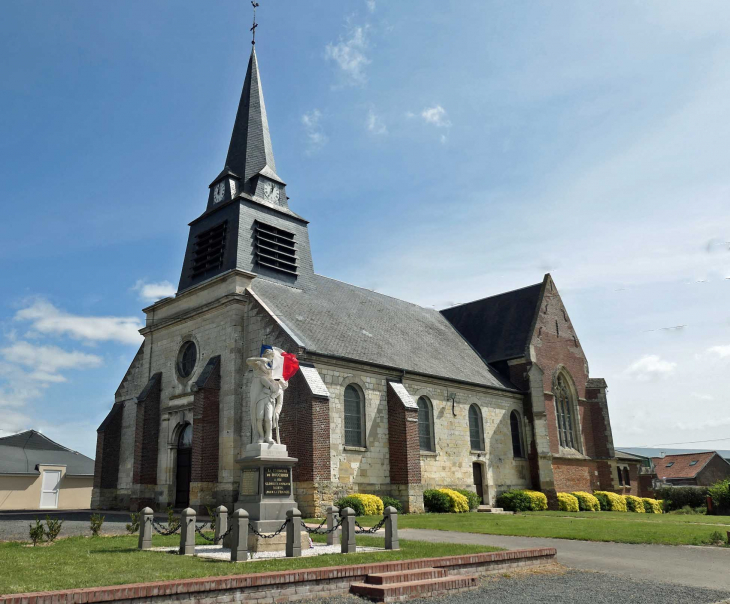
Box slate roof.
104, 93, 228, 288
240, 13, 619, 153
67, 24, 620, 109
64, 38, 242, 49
250, 275, 515, 390
440, 280, 545, 363
0, 430, 95, 476
617, 447, 730, 461
651, 452, 722, 480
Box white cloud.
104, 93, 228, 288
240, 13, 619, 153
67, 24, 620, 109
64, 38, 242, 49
132, 280, 176, 303
1, 341, 102, 381
691, 392, 715, 401
366, 109, 387, 135
14, 299, 143, 345
420, 105, 452, 128
625, 355, 677, 381
325, 25, 370, 86
708, 345, 730, 358
302, 110, 328, 154
366, 0, 376, 13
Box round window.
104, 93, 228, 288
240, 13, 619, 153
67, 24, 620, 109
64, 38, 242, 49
177, 341, 197, 378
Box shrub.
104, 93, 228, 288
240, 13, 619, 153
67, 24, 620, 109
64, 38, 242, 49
642, 498, 662, 514
654, 486, 708, 512
166, 506, 180, 531
557, 493, 579, 512
438, 489, 470, 513
126, 512, 140, 534
571, 492, 600, 512
424, 489, 451, 513
454, 489, 481, 511
669, 505, 705, 515
349, 494, 384, 516
29, 518, 44, 546
625, 495, 645, 513
594, 491, 627, 512
44, 515, 64, 542
496, 490, 547, 512
334, 496, 366, 517
90, 514, 105, 537
709, 479, 730, 514
381, 495, 404, 514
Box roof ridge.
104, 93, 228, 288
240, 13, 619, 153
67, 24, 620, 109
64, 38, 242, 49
652, 451, 716, 458
442, 281, 543, 311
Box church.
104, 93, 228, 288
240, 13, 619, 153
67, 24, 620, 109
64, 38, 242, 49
92, 43, 620, 516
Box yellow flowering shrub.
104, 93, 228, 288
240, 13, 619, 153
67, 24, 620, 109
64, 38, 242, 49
437, 488, 470, 513
350, 493, 384, 516
571, 491, 600, 512
524, 490, 549, 511
594, 491, 627, 512
625, 495, 645, 513
557, 493, 579, 512
642, 498, 662, 514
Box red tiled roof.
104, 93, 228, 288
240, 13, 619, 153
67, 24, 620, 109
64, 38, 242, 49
651, 451, 717, 480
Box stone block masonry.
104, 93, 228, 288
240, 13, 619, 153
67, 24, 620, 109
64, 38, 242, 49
0, 549, 557, 604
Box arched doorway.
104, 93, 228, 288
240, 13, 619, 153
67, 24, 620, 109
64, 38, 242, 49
472, 461, 488, 504
175, 424, 193, 508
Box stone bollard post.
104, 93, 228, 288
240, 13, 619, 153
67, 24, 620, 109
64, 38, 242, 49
179, 508, 196, 556
230, 508, 249, 562
326, 505, 340, 546
138, 507, 153, 550
215, 505, 228, 544
286, 508, 302, 558
384, 506, 399, 550
340, 507, 356, 554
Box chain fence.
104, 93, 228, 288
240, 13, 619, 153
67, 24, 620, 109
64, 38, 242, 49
151, 519, 181, 536
303, 515, 343, 535
248, 518, 290, 539
195, 522, 233, 544
354, 517, 386, 534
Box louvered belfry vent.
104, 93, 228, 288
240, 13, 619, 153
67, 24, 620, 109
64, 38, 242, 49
190, 221, 228, 279
254, 221, 298, 275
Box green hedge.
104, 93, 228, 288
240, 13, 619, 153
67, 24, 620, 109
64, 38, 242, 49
454, 489, 482, 511
625, 495, 645, 513
334, 496, 366, 516
496, 490, 548, 512
654, 486, 708, 511
557, 493, 579, 512
708, 480, 730, 514
381, 495, 404, 514
423, 489, 451, 513
571, 491, 600, 512
594, 491, 627, 512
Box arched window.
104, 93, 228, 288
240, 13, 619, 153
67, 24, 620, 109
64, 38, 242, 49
178, 424, 193, 449
344, 384, 365, 447
417, 396, 435, 452
510, 410, 524, 458
623, 467, 631, 487
468, 404, 484, 451
554, 374, 577, 449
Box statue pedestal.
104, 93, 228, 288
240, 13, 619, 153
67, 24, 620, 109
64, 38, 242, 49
235, 442, 302, 552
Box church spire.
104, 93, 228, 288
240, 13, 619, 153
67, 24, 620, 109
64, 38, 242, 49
225, 47, 282, 189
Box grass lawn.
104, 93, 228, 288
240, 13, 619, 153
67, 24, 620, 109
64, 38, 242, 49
0, 532, 501, 596
352, 511, 730, 546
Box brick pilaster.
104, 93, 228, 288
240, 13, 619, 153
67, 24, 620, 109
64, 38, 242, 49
386, 382, 421, 486
132, 373, 162, 488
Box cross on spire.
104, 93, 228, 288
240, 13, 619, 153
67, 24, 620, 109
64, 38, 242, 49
251, 1, 260, 45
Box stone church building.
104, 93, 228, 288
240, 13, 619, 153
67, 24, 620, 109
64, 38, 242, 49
92, 47, 620, 516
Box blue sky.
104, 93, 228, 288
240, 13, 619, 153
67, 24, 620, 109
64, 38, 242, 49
1, 0, 729, 458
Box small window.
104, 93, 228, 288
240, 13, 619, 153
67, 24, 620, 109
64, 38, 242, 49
510, 410, 524, 458
617, 467, 624, 486
689, 460, 698, 466
417, 397, 435, 452
666, 462, 674, 468
344, 385, 364, 447
177, 341, 197, 378
468, 404, 484, 451
623, 467, 631, 487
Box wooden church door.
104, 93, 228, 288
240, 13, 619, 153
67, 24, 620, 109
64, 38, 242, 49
175, 424, 193, 508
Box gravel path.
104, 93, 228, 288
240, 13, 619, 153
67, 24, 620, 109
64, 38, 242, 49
303, 569, 730, 604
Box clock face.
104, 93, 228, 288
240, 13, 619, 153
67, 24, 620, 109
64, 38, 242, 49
213, 181, 226, 204
263, 181, 280, 203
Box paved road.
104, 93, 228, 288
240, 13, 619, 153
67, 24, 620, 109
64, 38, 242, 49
400, 528, 730, 591
306, 570, 730, 604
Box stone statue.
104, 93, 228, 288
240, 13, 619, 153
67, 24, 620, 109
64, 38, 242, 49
247, 348, 288, 444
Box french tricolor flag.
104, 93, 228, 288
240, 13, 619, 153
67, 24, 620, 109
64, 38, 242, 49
260, 345, 300, 381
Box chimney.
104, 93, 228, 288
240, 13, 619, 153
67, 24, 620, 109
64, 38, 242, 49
660, 451, 665, 458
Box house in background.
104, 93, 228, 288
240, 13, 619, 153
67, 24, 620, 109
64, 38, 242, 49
0, 431, 94, 510
651, 452, 730, 487
614, 449, 655, 497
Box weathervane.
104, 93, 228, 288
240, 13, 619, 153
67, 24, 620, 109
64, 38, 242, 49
251, 1, 260, 45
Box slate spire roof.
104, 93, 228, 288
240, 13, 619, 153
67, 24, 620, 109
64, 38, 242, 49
225, 47, 282, 186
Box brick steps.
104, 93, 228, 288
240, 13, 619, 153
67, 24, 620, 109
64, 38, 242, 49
351, 570, 479, 602
366, 568, 448, 585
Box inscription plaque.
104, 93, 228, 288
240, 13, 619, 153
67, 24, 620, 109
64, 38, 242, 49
263, 467, 291, 497
241, 469, 259, 496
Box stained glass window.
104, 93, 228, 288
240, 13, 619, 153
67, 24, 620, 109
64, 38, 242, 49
417, 397, 434, 451
469, 405, 484, 451
344, 385, 364, 447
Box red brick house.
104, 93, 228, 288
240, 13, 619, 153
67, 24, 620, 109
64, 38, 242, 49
652, 452, 730, 486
